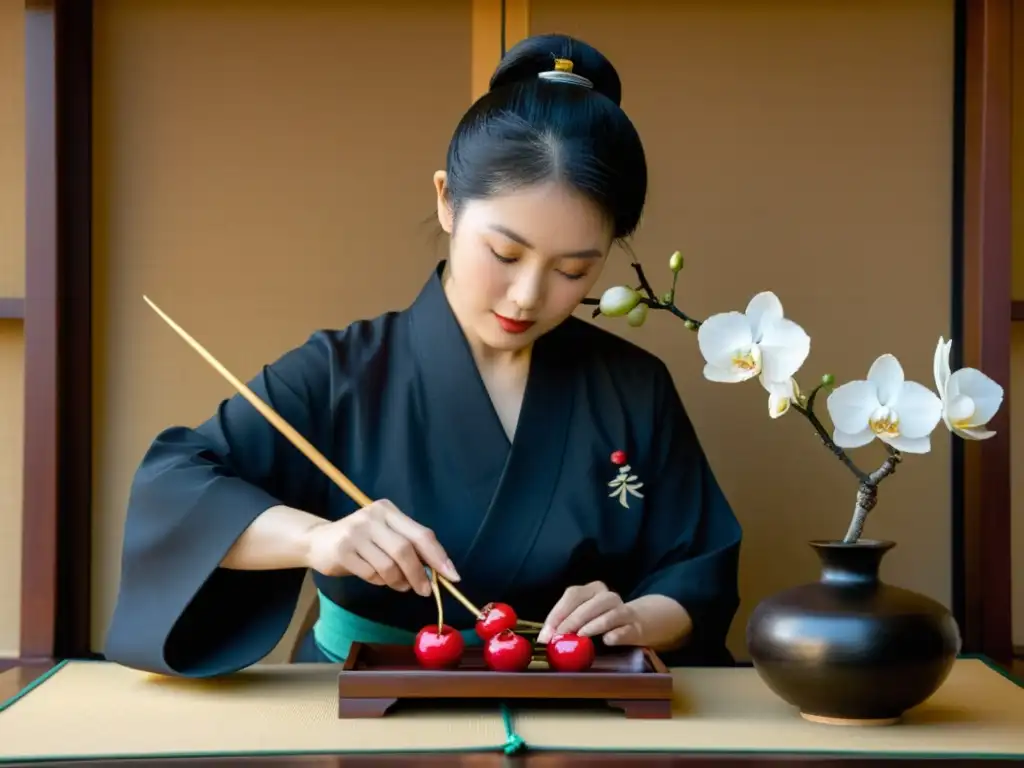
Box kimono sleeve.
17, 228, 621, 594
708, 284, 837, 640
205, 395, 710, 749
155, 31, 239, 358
627, 361, 742, 666
103, 333, 337, 678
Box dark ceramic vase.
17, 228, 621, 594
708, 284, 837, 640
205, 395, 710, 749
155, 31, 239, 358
746, 539, 961, 725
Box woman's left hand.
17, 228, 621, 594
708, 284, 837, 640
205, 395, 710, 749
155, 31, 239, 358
536, 581, 643, 646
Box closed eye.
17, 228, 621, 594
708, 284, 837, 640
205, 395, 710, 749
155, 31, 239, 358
490, 247, 587, 281
489, 247, 517, 265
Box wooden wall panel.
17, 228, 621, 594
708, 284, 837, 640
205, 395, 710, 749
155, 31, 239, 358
0, 0, 25, 297
0, 322, 24, 658
0, 0, 25, 660
1010, 0, 1024, 649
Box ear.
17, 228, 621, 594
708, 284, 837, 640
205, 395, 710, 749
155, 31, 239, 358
433, 170, 453, 234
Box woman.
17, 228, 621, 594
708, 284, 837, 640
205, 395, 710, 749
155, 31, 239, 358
103, 34, 742, 678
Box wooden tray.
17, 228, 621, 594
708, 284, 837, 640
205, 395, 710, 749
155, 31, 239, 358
337, 642, 674, 719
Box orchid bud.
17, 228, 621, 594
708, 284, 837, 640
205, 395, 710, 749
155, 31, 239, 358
599, 286, 640, 317
821, 373, 835, 387
661, 291, 673, 304
669, 251, 684, 273
684, 319, 699, 331
626, 302, 649, 327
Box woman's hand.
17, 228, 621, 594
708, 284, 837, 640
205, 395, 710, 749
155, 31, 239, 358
536, 581, 642, 646
303, 498, 460, 597
537, 582, 694, 651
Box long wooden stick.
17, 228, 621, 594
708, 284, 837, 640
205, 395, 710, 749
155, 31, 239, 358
142, 295, 484, 619
429, 569, 443, 633
518, 620, 544, 629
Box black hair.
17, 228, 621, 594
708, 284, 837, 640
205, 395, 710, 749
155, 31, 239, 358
443, 34, 647, 240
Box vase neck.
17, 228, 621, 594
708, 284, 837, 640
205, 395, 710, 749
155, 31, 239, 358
811, 540, 894, 586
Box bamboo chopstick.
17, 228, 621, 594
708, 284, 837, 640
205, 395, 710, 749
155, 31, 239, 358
142, 295, 485, 619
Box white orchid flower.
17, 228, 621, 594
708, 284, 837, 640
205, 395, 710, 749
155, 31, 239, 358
762, 377, 801, 419
697, 292, 810, 384
932, 336, 1003, 440
825, 354, 942, 454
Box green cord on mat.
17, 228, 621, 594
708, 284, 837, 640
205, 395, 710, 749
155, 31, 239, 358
500, 704, 526, 755
0, 659, 70, 714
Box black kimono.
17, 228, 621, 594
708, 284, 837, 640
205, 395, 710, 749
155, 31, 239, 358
103, 261, 742, 677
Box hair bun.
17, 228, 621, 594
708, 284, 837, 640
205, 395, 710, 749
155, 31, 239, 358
489, 33, 623, 106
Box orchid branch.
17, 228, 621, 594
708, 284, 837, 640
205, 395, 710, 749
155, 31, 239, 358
585, 257, 879, 486
842, 447, 901, 543
584, 251, 1005, 544
792, 384, 871, 485
581, 254, 704, 329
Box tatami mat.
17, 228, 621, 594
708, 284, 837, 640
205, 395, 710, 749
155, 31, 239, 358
0, 661, 509, 762
1, 657, 1022, 762
514, 658, 1024, 758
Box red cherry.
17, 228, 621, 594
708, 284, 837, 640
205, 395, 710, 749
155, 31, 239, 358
483, 629, 533, 672
475, 601, 518, 641
414, 624, 465, 669
610, 450, 628, 466
545, 633, 596, 672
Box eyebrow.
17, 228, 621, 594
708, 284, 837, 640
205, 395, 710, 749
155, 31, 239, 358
488, 224, 604, 260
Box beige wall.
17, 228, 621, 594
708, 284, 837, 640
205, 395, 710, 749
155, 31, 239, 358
88, 0, 964, 663
0, 0, 1012, 664
1012, 0, 1024, 650
1013, 326, 1023, 648
0, 0, 25, 659
90, 0, 474, 658
0, 321, 23, 658
530, 0, 956, 656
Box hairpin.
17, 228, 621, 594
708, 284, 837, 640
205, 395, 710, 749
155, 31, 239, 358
538, 57, 593, 89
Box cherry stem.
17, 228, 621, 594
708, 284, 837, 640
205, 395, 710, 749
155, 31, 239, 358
430, 569, 443, 634
433, 571, 545, 627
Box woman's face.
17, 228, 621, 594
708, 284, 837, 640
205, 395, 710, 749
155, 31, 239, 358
434, 172, 614, 357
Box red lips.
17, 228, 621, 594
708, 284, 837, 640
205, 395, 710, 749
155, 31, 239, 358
494, 313, 535, 334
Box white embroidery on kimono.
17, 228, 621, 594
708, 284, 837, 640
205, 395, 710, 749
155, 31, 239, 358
608, 464, 644, 508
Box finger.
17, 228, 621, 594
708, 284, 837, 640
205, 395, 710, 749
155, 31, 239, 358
340, 550, 386, 585
382, 507, 459, 581
355, 539, 412, 592
539, 583, 606, 643
538, 592, 584, 644
372, 523, 433, 596
555, 591, 622, 636
578, 604, 632, 638
602, 623, 642, 646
